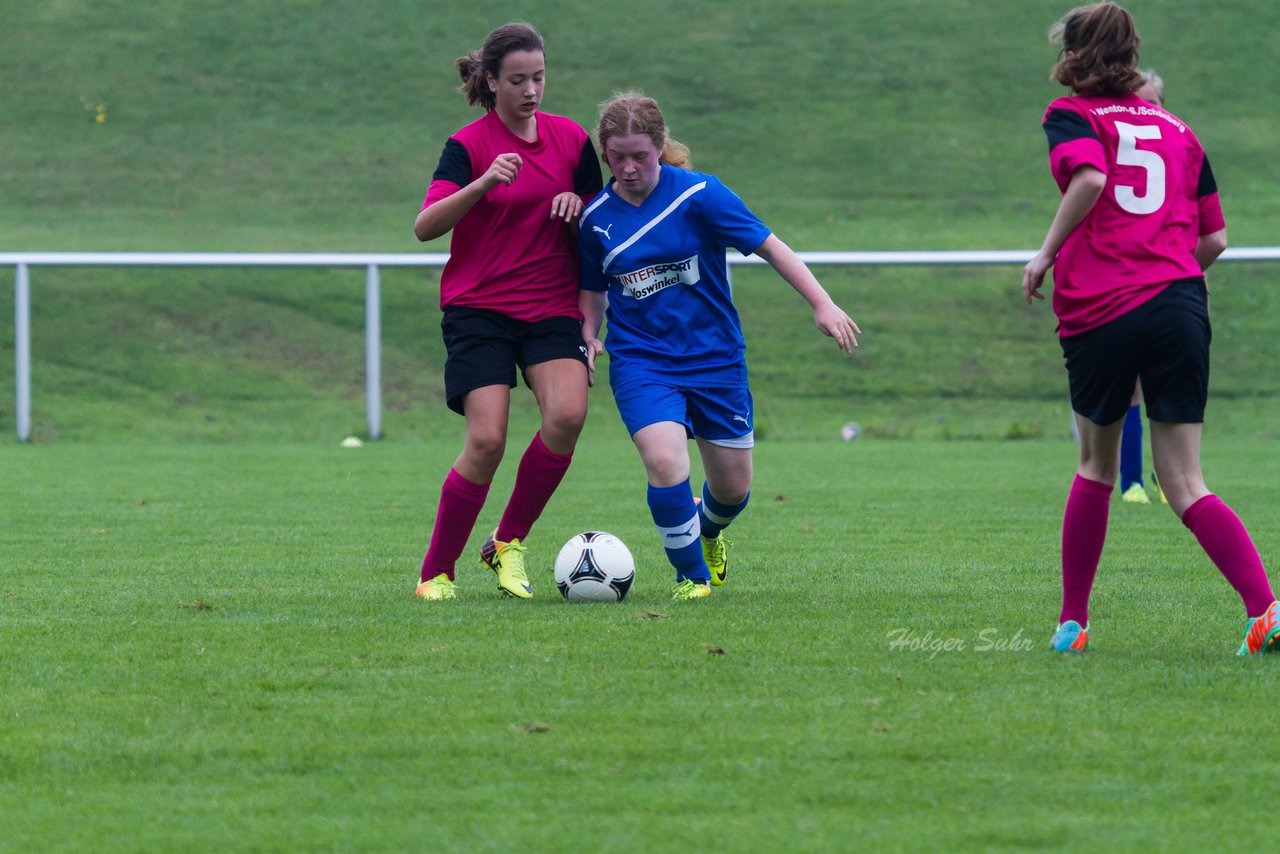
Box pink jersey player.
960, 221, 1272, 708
411, 22, 603, 604
1041, 93, 1224, 335
1022, 3, 1277, 657
422, 109, 600, 323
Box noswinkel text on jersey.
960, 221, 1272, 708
611, 257, 701, 300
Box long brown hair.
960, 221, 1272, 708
596, 92, 691, 169
456, 23, 544, 112
1049, 3, 1143, 97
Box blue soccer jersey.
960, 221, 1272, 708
578, 165, 772, 387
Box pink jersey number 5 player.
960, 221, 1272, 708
1023, 3, 1278, 656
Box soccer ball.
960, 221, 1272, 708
554, 531, 636, 602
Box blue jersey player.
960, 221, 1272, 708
578, 92, 860, 601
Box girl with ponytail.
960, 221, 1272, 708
411, 23, 603, 603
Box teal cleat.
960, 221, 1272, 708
1237, 601, 1280, 656
1050, 620, 1090, 653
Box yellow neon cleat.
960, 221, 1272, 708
671, 579, 712, 601
479, 530, 533, 599
1121, 483, 1151, 505
1151, 471, 1169, 505
415, 575, 458, 601
702, 533, 731, 586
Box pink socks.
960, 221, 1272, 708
1060, 475, 1113, 626
419, 434, 573, 582
420, 468, 489, 582
1059, 478, 1275, 624
1183, 494, 1275, 618
496, 432, 573, 543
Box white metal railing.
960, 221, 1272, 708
6, 248, 1280, 442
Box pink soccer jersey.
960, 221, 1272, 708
1041, 93, 1224, 336
421, 110, 603, 323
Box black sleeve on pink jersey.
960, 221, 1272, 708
431, 139, 471, 186
1197, 154, 1219, 197
1043, 108, 1099, 150
574, 137, 604, 197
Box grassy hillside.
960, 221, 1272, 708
2, 1, 1279, 443
5, 0, 1280, 250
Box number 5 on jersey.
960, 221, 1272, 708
1114, 121, 1165, 215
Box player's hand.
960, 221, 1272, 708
481, 153, 522, 191
814, 301, 860, 353
550, 192, 583, 223
1022, 253, 1053, 304
583, 337, 604, 387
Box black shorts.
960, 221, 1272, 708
441, 306, 589, 415
1061, 277, 1211, 426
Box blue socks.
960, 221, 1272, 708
1120, 404, 1143, 492
648, 480, 709, 583
647, 481, 751, 583
699, 482, 749, 538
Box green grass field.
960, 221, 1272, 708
4, 0, 1280, 849
3, 438, 1278, 850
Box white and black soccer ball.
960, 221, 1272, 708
554, 531, 635, 602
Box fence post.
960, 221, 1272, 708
365, 263, 382, 440
15, 262, 31, 442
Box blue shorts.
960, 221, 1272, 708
611, 379, 754, 448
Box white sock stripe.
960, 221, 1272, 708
656, 512, 701, 550
700, 505, 735, 526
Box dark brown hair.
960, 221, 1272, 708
456, 23, 544, 112
1049, 3, 1143, 97
596, 92, 691, 169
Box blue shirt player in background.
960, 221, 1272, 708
578, 92, 860, 601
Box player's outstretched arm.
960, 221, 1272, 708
754, 234, 860, 353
